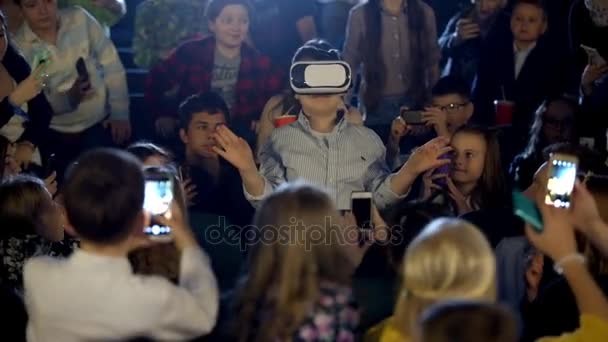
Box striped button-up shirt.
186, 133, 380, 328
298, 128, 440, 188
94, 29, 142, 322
13, 7, 129, 133
245, 113, 406, 210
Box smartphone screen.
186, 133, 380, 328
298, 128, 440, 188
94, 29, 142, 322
143, 177, 173, 237
545, 157, 577, 208
400, 109, 424, 125
351, 192, 372, 229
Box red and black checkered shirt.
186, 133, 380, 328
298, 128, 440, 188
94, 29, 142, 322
145, 36, 284, 126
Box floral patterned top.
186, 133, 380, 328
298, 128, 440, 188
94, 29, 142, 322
248, 281, 359, 342
291, 282, 359, 341
0, 235, 77, 293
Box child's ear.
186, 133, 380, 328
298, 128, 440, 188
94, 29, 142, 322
465, 102, 474, 122
179, 128, 188, 145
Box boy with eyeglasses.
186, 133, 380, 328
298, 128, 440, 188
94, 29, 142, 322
387, 75, 474, 168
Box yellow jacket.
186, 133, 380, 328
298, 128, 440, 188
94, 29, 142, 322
365, 315, 608, 342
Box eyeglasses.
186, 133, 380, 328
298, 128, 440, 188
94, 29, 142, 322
434, 102, 470, 114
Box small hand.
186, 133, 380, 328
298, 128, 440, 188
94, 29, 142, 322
421, 169, 447, 201
103, 119, 131, 145
44, 171, 58, 197
212, 125, 257, 173
14, 141, 35, 169
9, 64, 45, 106
422, 107, 449, 137
401, 136, 453, 176
446, 177, 472, 215
181, 177, 198, 207
581, 63, 608, 95
453, 18, 481, 46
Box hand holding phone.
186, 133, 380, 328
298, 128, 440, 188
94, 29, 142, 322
513, 190, 543, 232
75, 57, 91, 92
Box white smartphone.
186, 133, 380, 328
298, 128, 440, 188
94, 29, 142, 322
581, 45, 607, 67
545, 153, 578, 209
351, 192, 373, 229
143, 173, 174, 242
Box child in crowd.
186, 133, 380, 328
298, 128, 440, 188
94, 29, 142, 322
127, 141, 173, 167
422, 125, 508, 216
0, 175, 65, 293
256, 39, 363, 154
473, 0, 568, 154
439, 0, 508, 87
23, 148, 218, 341
178, 91, 254, 226
343, 0, 440, 143
212, 42, 451, 211
365, 218, 496, 341
227, 182, 359, 341
388, 75, 474, 168
510, 95, 577, 189
13, 0, 131, 179
146, 0, 283, 145
0, 9, 54, 170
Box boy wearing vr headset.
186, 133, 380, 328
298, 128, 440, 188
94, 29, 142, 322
213, 46, 451, 210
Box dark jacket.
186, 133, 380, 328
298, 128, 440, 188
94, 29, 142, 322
473, 33, 568, 150
0, 45, 53, 148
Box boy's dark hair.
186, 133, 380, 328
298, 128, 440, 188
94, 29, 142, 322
127, 142, 173, 163
178, 92, 230, 130
420, 301, 518, 342
431, 75, 471, 101
62, 148, 144, 244
512, 0, 547, 16
206, 0, 253, 22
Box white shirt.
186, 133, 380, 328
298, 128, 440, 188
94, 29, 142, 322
24, 247, 219, 341
13, 7, 130, 133
513, 41, 537, 80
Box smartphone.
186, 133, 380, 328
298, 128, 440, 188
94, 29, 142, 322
351, 192, 372, 229
400, 108, 425, 125
433, 153, 452, 187
512, 191, 543, 232
76, 57, 89, 81
581, 45, 607, 67
44, 153, 56, 178
143, 173, 174, 241
545, 153, 578, 209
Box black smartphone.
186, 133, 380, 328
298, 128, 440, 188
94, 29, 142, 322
351, 192, 372, 229
400, 108, 425, 125
512, 191, 543, 232
76, 57, 89, 81
143, 173, 174, 242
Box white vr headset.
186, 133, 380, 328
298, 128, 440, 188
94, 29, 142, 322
290, 61, 352, 94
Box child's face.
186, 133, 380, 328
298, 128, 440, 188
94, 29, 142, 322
510, 3, 547, 44
210, 4, 250, 49
19, 0, 58, 32
450, 132, 487, 185
180, 111, 227, 159
431, 94, 473, 133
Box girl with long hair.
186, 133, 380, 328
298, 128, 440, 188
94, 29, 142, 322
422, 125, 509, 215
510, 95, 577, 190
231, 182, 359, 341
343, 0, 441, 142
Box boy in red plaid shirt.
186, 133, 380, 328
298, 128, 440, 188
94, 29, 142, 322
145, 0, 284, 145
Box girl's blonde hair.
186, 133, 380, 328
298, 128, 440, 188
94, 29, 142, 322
393, 218, 496, 338
234, 182, 353, 342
